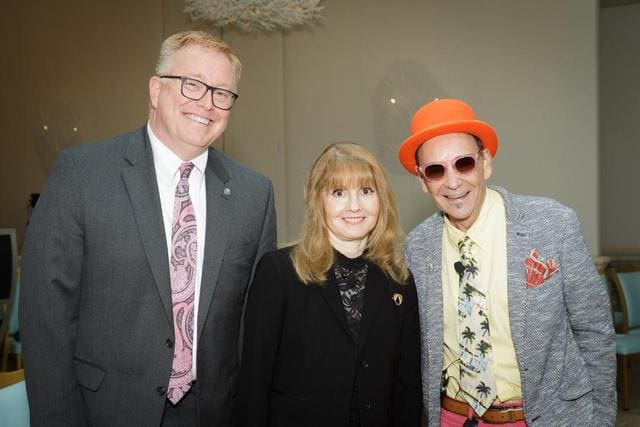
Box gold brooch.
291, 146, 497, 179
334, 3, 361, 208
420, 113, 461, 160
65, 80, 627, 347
392, 293, 403, 306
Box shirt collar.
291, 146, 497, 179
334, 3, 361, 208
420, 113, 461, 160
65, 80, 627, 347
443, 187, 501, 252
147, 122, 208, 186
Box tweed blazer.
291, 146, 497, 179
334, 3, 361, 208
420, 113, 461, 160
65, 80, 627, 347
20, 126, 277, 426
405, 186, 616, 426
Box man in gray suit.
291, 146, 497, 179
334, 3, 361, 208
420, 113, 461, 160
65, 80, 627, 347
20, 31, 276, 426
398, 98, 615, 426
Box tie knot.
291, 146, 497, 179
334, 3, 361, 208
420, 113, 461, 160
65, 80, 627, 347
458, 236, 474, 257
179, 162, 195, 180
176, 162, 195, 196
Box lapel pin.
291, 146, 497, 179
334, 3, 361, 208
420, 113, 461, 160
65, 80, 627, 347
427, 263, 434, 272
392, 293, 403, 306
223, 187, 231, 198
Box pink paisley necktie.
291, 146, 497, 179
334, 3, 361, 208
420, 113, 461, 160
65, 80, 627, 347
167, 162, 197, 404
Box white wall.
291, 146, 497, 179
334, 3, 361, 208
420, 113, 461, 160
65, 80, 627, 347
0, 0, 163, 247
227, 0, 600, 251
0, 0, 601, 254
600, 4, 640, 254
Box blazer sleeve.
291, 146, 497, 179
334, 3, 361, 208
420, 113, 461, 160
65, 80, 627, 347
20, 151, 88, 426
561, 210, 617, 425
393, 274, 423, 427
236, 252, 287, 427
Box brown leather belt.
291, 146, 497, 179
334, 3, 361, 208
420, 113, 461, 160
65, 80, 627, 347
441, 395, 525, 424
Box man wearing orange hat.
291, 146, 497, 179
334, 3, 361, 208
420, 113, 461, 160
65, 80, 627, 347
399, 98, 616, 426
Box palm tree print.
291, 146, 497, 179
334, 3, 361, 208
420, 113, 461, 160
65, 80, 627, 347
462, 284, 475, 300
480, 318, 490, 336
457, 238, 467, 253
476, 381, 492, 399
465, 262, 479, 278
476, 340, 492, 358
462, 326, 476, 345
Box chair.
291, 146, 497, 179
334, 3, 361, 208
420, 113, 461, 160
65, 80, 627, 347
610, 266, 640, 410
0, 368, 23, 388
0, 370, 29, 427
610, 267, 640, 335
598, 270, 624, 331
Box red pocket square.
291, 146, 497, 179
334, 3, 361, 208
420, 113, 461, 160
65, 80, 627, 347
524, 249, 559, 288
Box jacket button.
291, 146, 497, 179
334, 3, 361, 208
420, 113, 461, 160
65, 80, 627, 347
362, 402, 373, 411
166, 338, 173, 348
361, 360, 369, 369
157, 386, 166, 396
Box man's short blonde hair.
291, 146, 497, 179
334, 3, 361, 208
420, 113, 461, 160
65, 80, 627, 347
155, 30, 242, 85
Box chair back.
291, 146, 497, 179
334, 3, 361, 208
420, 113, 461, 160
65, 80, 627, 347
611, 267, 640, 332
0, 369, 24, 388
598, 272, 609, 292
0, 380, 30, 427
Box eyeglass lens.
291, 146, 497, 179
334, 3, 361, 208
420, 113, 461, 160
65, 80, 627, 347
424, 155, 477, 181
181, 78, 235, 110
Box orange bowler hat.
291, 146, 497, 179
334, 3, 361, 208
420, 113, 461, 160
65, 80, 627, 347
398, 98, 499, 175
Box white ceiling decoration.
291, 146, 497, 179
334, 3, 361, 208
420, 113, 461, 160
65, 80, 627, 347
184, 0, 323, 32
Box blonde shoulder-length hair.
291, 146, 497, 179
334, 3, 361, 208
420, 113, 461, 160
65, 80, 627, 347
291, 142, 409, 285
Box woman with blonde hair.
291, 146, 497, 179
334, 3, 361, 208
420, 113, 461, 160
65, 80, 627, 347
236, 142, 422, 427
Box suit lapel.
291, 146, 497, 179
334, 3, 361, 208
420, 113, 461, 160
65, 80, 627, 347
497, 187, 530, 352
197, 149, 232, 341
320, 272, 354, 343
122, 128, 173, 324
421, 216, 445, 408
357, 264, 386, 351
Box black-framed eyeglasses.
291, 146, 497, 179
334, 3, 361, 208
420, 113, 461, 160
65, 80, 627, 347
416, 150, 482, 182
159, 75, 238, 110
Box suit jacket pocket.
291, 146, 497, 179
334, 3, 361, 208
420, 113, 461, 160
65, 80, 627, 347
557, 367, 594, 401
557, 338, 594, 401
73, 358, 106, 391
270, 391, 306, 417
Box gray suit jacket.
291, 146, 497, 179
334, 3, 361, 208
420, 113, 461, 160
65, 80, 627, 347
405, 186, 616, 426
20, 127, 277, 426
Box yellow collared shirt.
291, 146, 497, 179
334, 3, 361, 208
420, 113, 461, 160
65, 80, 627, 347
441, 188, 522, 402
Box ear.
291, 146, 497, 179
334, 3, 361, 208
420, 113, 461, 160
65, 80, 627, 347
417, 174, 430, 195
482, 149, 493, 180
149, 76, 161, 109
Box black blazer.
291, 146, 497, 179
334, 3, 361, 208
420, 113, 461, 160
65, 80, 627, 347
236, 246, 422, 427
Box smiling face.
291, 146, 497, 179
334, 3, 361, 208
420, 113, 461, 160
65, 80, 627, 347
416, 133, 492, 231
148, 44, 236, 160
323, 181, 380, 256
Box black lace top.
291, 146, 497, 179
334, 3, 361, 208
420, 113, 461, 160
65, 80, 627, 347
333, 250, 369, 426
333, 250, 369, 341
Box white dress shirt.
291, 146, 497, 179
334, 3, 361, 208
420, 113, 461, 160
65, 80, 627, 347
147, 123, 207, 379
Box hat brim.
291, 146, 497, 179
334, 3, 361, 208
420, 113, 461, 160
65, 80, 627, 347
398, 120, 498, 175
